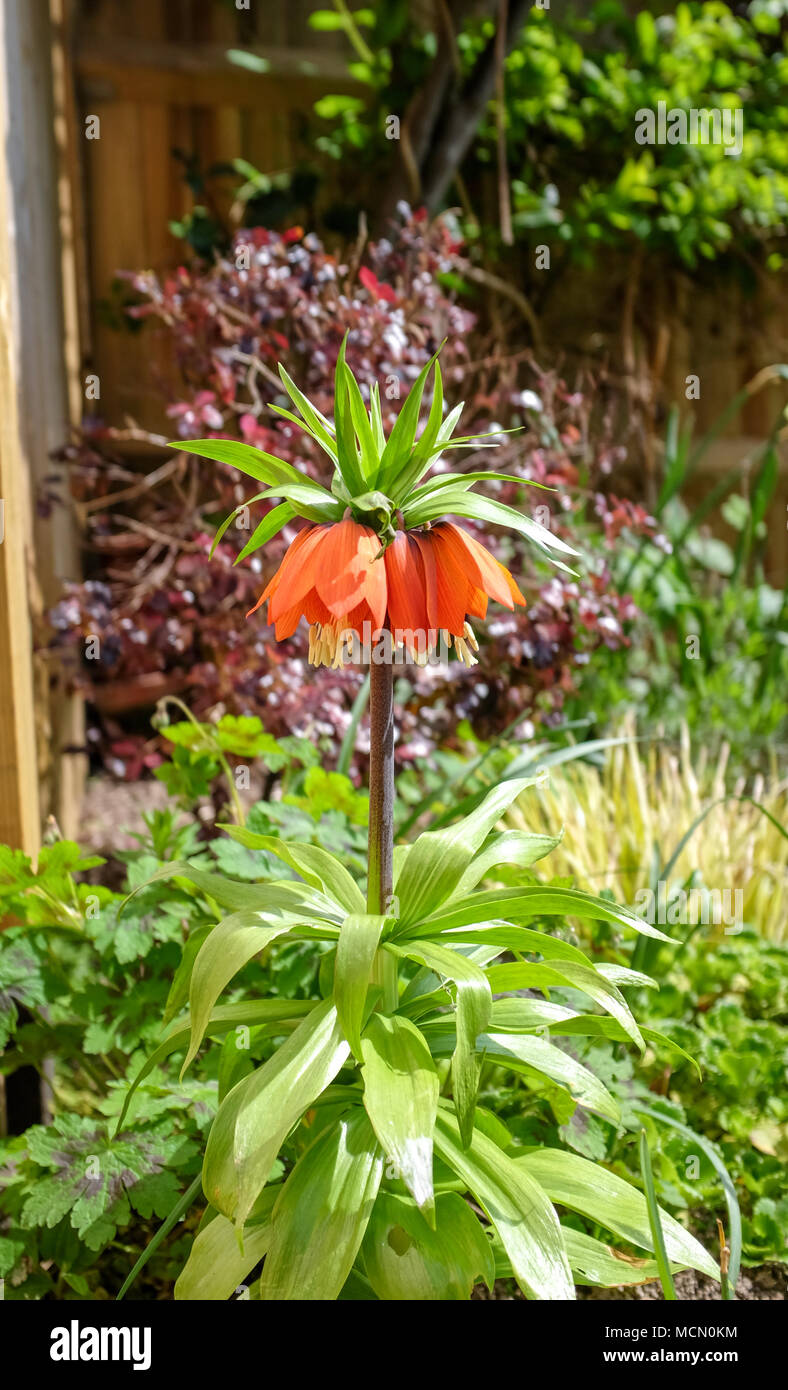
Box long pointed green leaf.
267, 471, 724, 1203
393, 777, 536, 928
488, 998, 580, 1031
378, 351, 440, 494
277, 363, 339, 461
116, 999, 316, 1133
117, 1175, 202, 1301
492, 1227, 683, 1289
362, 1190, 494, 1300
480, 1033, 620, 1123
388, 940, 491, 1145
217, 826, 365, 914
406, 885, 672, 944
455, 830, 562, 895
596, 962, 658, 991
420, 1022, 619, 1122
517, 1148, 718, 1279
369, 381, 385, 454
333, 335, 366, 495
266, 403, 338, 462
259, 1111, 383, 1300
639, 1129, 677, 1299
203, 999, 350, 1226
426, 923, 592, 965
389, 399, 467, 499
234, 501, 295, 564
343, 363, 379, 483
633, 1104, 740, 1293
209, 490, 269, 557
334, 913, 386, 1055
485, 959, 644, 1049
562, 1227, 682, 1288
387, 360, 445, 500
175, 1194, 276, 1301
361, 1013, 439, 1218
548, 1015, 702, 1078
182, 912, 298, 1075
404, 487, 578, 561
120, 861, 345, 927
405, 471, 553, 508
258, 483, 343, 521
434, 1106, 574, 1300
174, 438, 318, 491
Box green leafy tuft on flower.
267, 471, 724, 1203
174, 337, 577, 667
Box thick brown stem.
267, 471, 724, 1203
367, 656, 395, 914
367, 656, 397, 1012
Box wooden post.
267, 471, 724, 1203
0, 347, 41, 855
0, 10, 41, 853
0, 0, 83, 851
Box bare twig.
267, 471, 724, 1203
127, 545, 178, 612
347, 211, 370, 285
421, 0, 529, 212
226, 346, 281, 395
463, 262, 542, 348
120, 516, 202, 552
77, 456, 182, 517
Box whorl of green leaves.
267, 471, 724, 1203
173, 336, 575, 568
122, 777, 718, 1301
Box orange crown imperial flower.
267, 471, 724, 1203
175, 335, 576, 667
248, 516, 525, 668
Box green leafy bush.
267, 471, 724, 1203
309, 1, 788, 269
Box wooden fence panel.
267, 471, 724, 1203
65, 1, 788, 580
70, 0, 353, 430
0, 0, 81, 851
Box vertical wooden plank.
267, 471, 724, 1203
51, 0, 91, 399
0, 0, 48, 854
82, 98, 150, 424
50, 0, 88, 837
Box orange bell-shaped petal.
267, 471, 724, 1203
247, 515, 525, 668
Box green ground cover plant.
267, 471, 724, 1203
3, 711, 784, 1296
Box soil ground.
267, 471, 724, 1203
475, 1265, 786, 1300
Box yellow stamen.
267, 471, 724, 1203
308, 618, 357, 668
463, 621, 479, 652
455, 636, 478, 668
